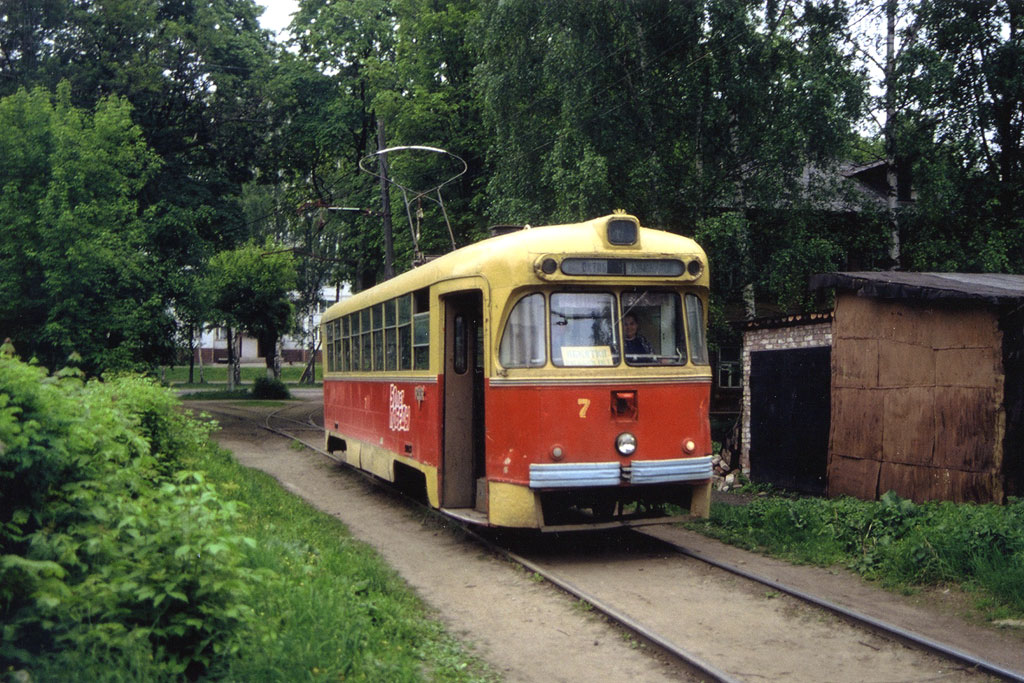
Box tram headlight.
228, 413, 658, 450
683, 438, 697, 454
615, 432, 637, 456
551, 445, 565, 461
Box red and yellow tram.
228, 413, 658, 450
321, 212, 712, 530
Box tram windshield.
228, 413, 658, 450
550, 292, 620, 367
499, 289, 706, 368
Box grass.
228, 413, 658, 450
159, 363, 322, 387
192, 446, 496, 682
684, 490, 1024, 622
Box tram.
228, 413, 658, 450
321, 212, 713, 530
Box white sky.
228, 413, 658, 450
257, 0, 300, 38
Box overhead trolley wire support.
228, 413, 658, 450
359, 145, 468, 267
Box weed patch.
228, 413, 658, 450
686, 490, 1024, 619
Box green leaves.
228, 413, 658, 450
0, 85, 169, 374
0, 357, 263, 676
691, 491, 1024, 615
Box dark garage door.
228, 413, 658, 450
749, 346, 830, 495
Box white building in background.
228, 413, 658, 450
193, 284, 348, 365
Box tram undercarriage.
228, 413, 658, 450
535, 481, 711, 529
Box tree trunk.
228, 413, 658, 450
187, 323, 196, 385
197, 332, 206, 384
226, 327, 236, 391
263, 332, 282, 380
233, 332, 241, 388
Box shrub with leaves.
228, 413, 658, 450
0, 356, 262, 678
251, 376, 291, 400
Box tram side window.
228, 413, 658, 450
341, 315, 351, 372
384, 299, 398, 371
413, 288, 430, 370
349, 313, 361, 372
413, 312, 429, 369
620, 291, 687, 366
685, 294, 709, 365
372, 303, 385, 370
550, 292, 619, 367
360, 308, 372, 371
335, 317, 344, 370
499, 293, 546, 368
325, 318, 335, 371
397, 294, 412, 371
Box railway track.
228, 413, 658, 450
475, 527, 1023, 682
218, 398, 1024, 683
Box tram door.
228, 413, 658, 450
442, 291, 484, 508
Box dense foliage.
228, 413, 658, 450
689, 491, 1024, 616
0, 356, 488, 680
0, 357, 260, 678
0, 84, 169, 373
2, 1, 1022, 368
251, 376, 292, 399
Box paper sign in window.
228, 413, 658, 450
560, 346, 614, 366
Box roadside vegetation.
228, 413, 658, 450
686, 487, 1024, 621
160, 364, 321, 388
0, 356, 492, 681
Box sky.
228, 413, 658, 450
257, 0, 300, 38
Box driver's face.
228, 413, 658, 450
623, 317, 638, 339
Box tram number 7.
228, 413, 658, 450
577, 398, 591, 418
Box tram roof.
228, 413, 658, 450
325, 213, 706, 318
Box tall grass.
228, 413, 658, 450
687, 491, 1024, 618
195, 447, 495, 681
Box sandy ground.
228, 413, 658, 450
200, 397, 1024, 682
205, 403, 694, 682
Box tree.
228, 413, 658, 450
204, 239, 297, 383
373, 0, 487, 252
900, 0, 1024, 272
284, 0, 396, 290
1, 0, 280, 362
0, 83, 167, 373
474, 1, 865, 229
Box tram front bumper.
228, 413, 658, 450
529, 456, 712, 489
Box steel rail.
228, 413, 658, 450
253, 410, 739, 681
638, 529, 1024, 683
458, 526, 743, 683
223, 403, 1023, 683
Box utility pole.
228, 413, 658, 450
377, 118, 395, 278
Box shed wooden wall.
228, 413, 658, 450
827, 294, 1006, 503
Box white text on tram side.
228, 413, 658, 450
389, 384, 411, 432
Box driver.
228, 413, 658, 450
622, 312, 653, 356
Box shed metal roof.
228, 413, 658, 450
809, 272, 1024, 306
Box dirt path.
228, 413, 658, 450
199, 397, 1024, 682
203, 402, 694, 682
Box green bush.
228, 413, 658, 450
251, 376, 291, 400
0, 356, 262, 678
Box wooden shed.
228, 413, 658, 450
808, 272, 1024, 504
